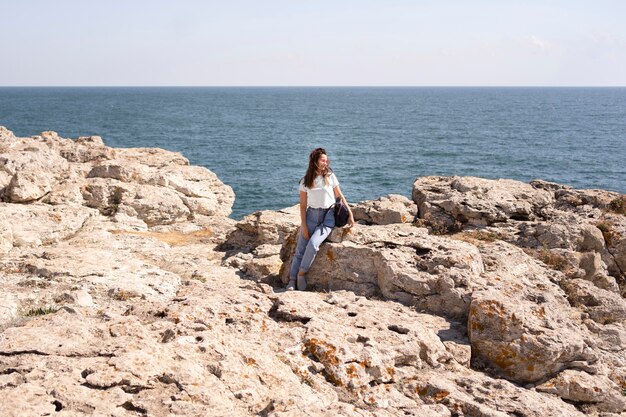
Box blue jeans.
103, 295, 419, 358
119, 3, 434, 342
289, 207, 335, 280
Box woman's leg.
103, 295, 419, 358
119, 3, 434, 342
289, 229, 309, 282
298, 223, 333, 276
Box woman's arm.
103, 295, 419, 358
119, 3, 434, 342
299, 191, 310, 239
333, 185, 355, 227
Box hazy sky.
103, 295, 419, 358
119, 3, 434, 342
1, 0, 625, 86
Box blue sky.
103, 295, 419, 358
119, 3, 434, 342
1, 0, 625, 86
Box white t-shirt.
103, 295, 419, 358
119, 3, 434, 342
299, 173, 339, 209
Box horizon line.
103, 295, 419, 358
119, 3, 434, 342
1, 85, 626, 88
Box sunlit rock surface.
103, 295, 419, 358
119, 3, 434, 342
1, 127, 625, 416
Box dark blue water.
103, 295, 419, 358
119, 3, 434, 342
1, 87, 625, 219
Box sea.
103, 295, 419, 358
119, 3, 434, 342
0, 87, 625, 219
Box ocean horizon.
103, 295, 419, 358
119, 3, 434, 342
1, 86, 625, 219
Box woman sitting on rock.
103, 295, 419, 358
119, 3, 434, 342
287, 147, 354, 291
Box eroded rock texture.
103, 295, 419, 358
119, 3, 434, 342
1, 127, 625, 416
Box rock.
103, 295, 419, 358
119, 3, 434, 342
114, 146, 190, 167
43, 177, 87, 206
0, 211, 12, 255
466, 241, 601, 384
3, 127, 626, 416
5, 170, 53, 203
599, 213, 626, 278
0, 140, 69, 203
0, 293, 19, 326
222, 205, 300, 251
401, 370, 585, 417
555, 187, 622, 211
253, 244, 282, 258
585, 321, 626, 353
10, 228, 182, 304
412, 176, 554, 230
537, 370, 626, 413
468, 285, 591, 383
58, 135, 115, 163
74, 290, 94, 307
158, 165, 235, 217
351, 194, 417, 225
0, 129, 234, 229
82, 178, 191, 226
562, 279, 626, 324
0, 203, 94, 250
414, 174, 625, 297
244, 255, 282, 280
87, 162, 234, 218
280, 223, 483, 319
0, 126, 15, 141
0, 383, 58, 417
577, 251, 619, 292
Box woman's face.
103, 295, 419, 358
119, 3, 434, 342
316, 154, 328, 170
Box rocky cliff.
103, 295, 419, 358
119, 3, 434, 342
1, 126, 625, 417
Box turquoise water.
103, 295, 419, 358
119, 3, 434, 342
1, 87, 625, 218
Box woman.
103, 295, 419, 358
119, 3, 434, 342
287, 148, 355, 291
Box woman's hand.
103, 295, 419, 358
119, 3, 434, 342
302, 225, 310, 240
347, 213, 355, 228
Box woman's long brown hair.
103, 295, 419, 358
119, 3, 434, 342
303, 147, 331, 189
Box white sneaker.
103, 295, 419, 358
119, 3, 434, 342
286, 279, 296, 291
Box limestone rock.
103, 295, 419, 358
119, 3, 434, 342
280, 223, 483, 318
0, 293, 18, 326
0, 126, 15, 142
244, 254, 282, 280
0, 203, 94, 250
2, 127, 626, 416
468, 286, 590, 383
253, 244, 282, 257
114, 146, 190, 167
82, 178, 191, 226
554, 186, 622, 211
412, 176, 554, 230
58, 135, 115, 163
0, 128, 234, 228
222, 205, 300, 251
0, 211, 12, 255
1, 142, 69, 203
413, 175, 625, 296
401, 370, 585, 417
537, 370, 626, 413
563, 279, 626, 324
351, 194, 417, 225
0, 383, 59, 417
576, 251, 619, 292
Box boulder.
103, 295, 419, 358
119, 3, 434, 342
1, 142, 69, 203
468, 286, 591, 383
222, 205, 300, 251
412, 176, 554, 230
280, 223, 484, 319
82, 178, 191, 226
87, 162, 234, 218
351, 194, 417, 225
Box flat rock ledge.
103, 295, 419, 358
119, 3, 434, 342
1, 126, 626, 417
